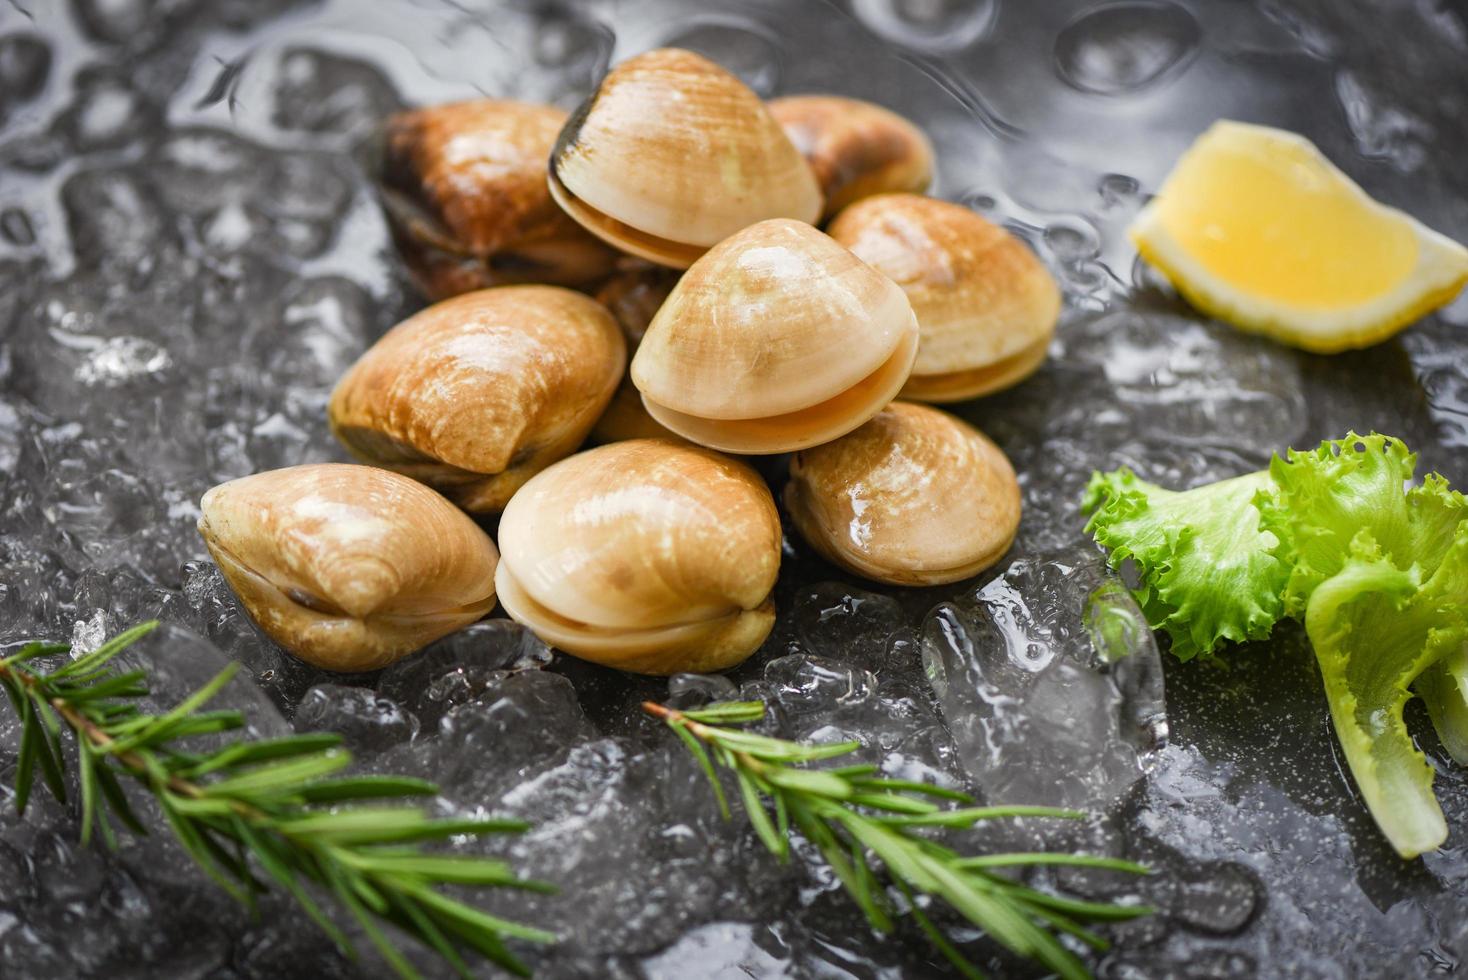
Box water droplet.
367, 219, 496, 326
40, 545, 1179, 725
0, 208, 35, 247
964, 190, 999, 214
1335, 70, 1430, 172
1173, 862, 1261, 935
0, 34, 52, 105
850, 0, 996, 54
1098, 172, 1140, 207
1044, 216, 1101, 262
1054, 1, 1201, 95
530, 8, 613, 97
62, 72, 151, 151
661, 17, 782, 96
71, 0, 152, 45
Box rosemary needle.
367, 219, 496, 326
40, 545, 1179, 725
645, 699, 1152, 980
0, 622, 553, 980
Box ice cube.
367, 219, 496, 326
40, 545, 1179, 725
115, 622, 289, 740
922, 550, 1166, 808
377, 619, 553, 727
295, 684, 418, 756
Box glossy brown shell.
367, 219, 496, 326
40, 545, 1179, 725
495, 440, 781, 674
549, 48, 823, 269
328, 286, 625, 513
769, 95, 934, 219
377, 99, 617, 299
827, 194, 1060, 401
198, 464, 499, 671
784, 402, 1020, 585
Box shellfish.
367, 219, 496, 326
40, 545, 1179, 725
784, 401, 1020, 585
549, 48, 823, 269
329, 286, 625, 513
198, 464, 499, 671
376, 99, 617, 300
768, 95, 934, 219
630, 218, 918, 454
495, 439, 781, 674
827, 193, 1059, 401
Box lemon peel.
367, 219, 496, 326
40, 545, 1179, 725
1131, 120, 1468, 353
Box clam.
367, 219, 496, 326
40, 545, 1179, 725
631, 218, 919, 454
589, 266, 685, 444
376, 99, 617, 300
768, 95, 934, 219
549, 48, 823, 269
495, 439, 781, 674
198, 464, 499, 672
827, 193, 1059, 401
784, 401, 1020, 586
329, 285, 625, 513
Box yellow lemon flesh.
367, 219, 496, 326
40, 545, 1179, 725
1130, 120, 1468, 353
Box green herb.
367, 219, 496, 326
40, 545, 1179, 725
1083, 432, 1468, 858
0, 622, 554, 978
645, 699, 1150, 980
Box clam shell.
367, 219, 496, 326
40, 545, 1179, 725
631, 218, 918, 454
329, 286, 625, 513
827, 194, 1059, 401
377, 99, 617, 299
198, 464, 499, 671
495, 439, 780, 674
784, 402, 1020, 585
768, 95, 934, 219
549, 48, 823, 269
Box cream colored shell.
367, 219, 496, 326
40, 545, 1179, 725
198, 464, 499, 672
768, 95, 934, 219
377, 99, 617, 300
549, 48, 823, 269
827, 194, 1060, 402
784, 402, 1020, 585
631, 218, 919, 454
495, 440, 781, 674
328, 286, 625, 513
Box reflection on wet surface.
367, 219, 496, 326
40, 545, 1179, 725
0, 0, 1466, 976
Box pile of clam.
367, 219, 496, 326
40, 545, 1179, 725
198, 49, 1058, 675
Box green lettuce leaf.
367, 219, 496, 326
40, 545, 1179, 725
1084, 432, 1468, 858
1260, 432, 1468, 788
1082, 467, 1286, 661
1301, 526, 1468, 857
1259, 433, 1468, 615
1417, 650, 1468, 766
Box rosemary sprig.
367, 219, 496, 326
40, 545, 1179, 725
645, 699, 1151, 980
0, 622, 554, 979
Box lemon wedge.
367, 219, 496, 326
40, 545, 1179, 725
1130, 120, 1468, 353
